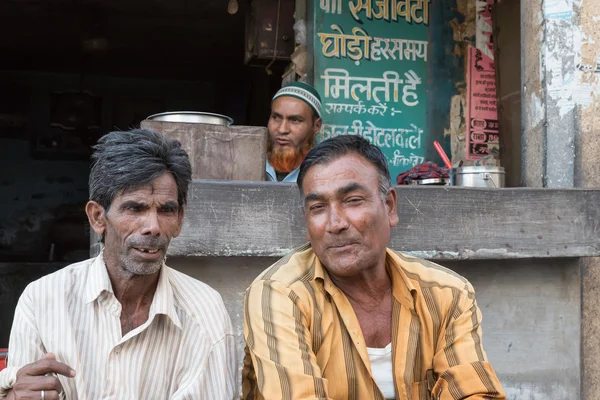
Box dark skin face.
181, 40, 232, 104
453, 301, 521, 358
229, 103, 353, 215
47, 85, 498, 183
302, 154, 399, 279
87, 172, 184, 278
268, 96, 322, 151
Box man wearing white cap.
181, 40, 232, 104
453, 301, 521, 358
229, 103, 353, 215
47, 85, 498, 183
266, 82, 322, 182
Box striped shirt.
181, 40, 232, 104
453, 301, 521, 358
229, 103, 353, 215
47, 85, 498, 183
242, 244, 506, 400
0, 255, 238, 399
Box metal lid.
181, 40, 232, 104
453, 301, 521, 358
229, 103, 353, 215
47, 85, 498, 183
455, 166, 505, 174
146, 111, 234, 126
418, 178, 448, 185
407, 178, 448, 185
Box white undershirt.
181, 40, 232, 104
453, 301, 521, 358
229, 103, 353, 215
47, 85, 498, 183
367, 343, 395, 399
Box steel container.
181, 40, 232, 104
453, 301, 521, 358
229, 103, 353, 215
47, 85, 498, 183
451, 166, 505, 188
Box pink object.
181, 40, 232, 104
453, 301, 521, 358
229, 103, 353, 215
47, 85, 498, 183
433, 141, 453, 169
466, 47, 499, 159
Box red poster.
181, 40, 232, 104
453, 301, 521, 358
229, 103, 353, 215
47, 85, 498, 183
466, 47, 499, 160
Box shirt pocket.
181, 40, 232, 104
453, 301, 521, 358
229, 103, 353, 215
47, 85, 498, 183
410, 369, 435, 400
411, 381, 431, 400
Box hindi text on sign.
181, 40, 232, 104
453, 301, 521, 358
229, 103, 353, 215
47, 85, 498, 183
320, 120, 423, 152
321, 68, 422, 106
348, 0, 430, 25
318, 25, 428, 62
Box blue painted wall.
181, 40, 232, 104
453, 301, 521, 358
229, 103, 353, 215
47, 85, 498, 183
309, 0, 467, 168
426, 0, 465, 163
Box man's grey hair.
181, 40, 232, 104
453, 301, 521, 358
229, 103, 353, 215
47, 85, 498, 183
89, 129, 192, 212
378, 172, 392, 200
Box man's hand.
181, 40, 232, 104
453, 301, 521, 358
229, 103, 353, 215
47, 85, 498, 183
6, 353, 75, 400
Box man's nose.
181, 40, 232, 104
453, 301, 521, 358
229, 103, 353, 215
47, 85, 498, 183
277, 119, 290, 134
141, 211, 161, 236
326, 205, 349, 234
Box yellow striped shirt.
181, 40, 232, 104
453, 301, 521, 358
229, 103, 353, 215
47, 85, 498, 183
0, 255, 238, 399
242, 244, 506, 400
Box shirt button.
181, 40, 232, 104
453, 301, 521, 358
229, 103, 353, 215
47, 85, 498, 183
110, 305, 119, 314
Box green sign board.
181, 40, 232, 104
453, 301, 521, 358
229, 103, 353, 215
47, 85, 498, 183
313, 0, 430, 179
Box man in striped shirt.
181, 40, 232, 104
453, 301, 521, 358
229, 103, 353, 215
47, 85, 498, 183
242, 135, 506, 399
0, 129, 238, 399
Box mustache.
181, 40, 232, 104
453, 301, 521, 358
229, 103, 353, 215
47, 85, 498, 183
126, 237, 169, 249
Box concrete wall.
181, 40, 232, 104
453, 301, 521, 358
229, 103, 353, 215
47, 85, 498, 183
519, 0, 600, 397
446, 259, 581, 399
170, 256, 581, 399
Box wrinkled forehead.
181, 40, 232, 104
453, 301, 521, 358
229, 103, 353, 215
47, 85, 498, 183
302, 154, 381, 195
114, 174, 179, 203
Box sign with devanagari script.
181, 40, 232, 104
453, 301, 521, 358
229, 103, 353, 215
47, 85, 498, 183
466, 0, 500, 161
313, 0, 429, 179
466, 48, 499, 160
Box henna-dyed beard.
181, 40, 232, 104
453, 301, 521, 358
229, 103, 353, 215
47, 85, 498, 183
268, 135, 314, 174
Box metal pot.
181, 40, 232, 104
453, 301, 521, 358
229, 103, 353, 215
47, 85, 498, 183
451, 166, 505, 188
146, 111, 234, 126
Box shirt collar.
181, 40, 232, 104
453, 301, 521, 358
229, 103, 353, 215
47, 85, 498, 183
385, 249, 418, 310
149, 265, 182, 329
84, 253, 182, 330
312, 247, 416, 310
265, 159, 300, 182
312, 253, 337, 297
84, 254, 114, 304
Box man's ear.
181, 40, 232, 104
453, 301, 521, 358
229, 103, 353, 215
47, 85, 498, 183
386, 188, 399, 227
86, 201, 107, 236
313, 117, 322, 134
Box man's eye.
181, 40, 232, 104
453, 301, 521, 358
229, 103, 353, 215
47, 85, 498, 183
309, 204, 324, 211
346, 197, 363, 204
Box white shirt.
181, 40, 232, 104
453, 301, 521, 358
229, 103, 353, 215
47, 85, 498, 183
367, 343, 395, 399
0, 255, 238, 399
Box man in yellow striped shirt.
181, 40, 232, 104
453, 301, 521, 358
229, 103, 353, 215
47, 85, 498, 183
242, 135, 505, 400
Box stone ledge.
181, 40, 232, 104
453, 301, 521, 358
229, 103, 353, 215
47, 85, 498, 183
156, 181, 600, 260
